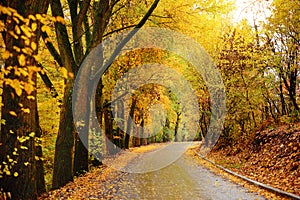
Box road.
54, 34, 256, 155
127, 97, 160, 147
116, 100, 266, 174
105, 142, 265, 200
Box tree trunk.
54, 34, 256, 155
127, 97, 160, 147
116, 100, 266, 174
52, 83, 75, 189
124, 100, 136, 149
0, 1, 49, 198
174, 112, 181, 142
104, 108, 115, 155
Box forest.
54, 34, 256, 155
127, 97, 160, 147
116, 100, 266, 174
0, 0, 299, 199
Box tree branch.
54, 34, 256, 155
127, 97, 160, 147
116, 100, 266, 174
93, 0, 160, 79
103, 24, 137, 38
41, 31, 63, 67
38, 63, 59, 99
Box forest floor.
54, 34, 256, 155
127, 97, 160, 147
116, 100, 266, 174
38, 127, 300, 200
40, 142, 268, 200
204, 123, 300, 198
40, 134, 299, 199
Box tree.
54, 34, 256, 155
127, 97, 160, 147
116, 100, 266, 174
45, 0, 160, 188
264, 0, 300, 116
0, 1, 50, 199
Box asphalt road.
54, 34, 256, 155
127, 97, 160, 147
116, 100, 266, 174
109, 142, 265, 200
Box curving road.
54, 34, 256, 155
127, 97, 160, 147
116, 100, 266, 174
107, 143, 265, 200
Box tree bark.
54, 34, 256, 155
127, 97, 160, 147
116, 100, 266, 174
0, 1, 49, 198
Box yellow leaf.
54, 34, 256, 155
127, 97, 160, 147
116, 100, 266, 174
27, 95, 35, 100
23, 36, 30, 46
22, 108, 30, 114
9, 111, 17, 117
68, 72, 74, 79
31, 42, 37, 50
24, 162, 29, 166
55, 16, 66, 25
15, 25, 21, 35
29, 132, 35, 137
5, 171, 11, 176
34, 156, 39, 160
13, 17, 20, 24
24, 83, 34, 95
10, 79, 23, 96
2, 50, 10, 59
13, 172, 18, 177
41, 25, 51, 34
18, 54, 26, 66
8, 31, 19, 39
31, 22, 37, 31
20, 146, 28, 150
13, 46, 20, 52
60, 67, 68, 79
28, 15, 36, 21
293, 146, 297, 151
35, 14, 42, 20
20, 25, 31, 38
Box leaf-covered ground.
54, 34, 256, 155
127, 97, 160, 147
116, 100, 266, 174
206, 123, 300, 197
38, 143, 167, 199
39, 141, 288, 200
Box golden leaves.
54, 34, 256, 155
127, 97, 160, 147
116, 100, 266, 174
9, 111, 17, 117
55, 16, 66, 25
60, 67, 74, 79
31, 42, 37, 51
18, 54, 26, 66
20, 24, 32, 38
5, 79, 23, 96
31, 22, 37, 31
24, 82, 34, 95
21, 108, 30, 114
2, 50, 11, 60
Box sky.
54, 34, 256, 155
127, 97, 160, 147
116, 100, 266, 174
232, 0, 273, 26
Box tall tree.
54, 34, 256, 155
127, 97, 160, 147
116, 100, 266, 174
47, 0, 160, 188
0, 1, 50, 199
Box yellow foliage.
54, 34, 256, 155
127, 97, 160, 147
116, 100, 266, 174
0, 20, 4, 31
20, 25, 32, 38
41, 25, 51, 34
27, 95, 35, 100
2, 50, 11, 60
8, 30, 19, 39
28, 14, 36, 21
24, 82, 34, 95
31, 22, 37, 31
6, 78, 23, 96
60, 67, 68, 79
31, 42, 37, 51
21, 108, 30, 114
9, 111, 17, 117
18, 54, 26, 66
29, 132, 35, 137
13, 46, 21, 52
55, 16, 66, 25
15, 25, 21, 35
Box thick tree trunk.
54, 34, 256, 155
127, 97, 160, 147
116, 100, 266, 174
52, 83, 75, 189
0, 1, 49, 198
